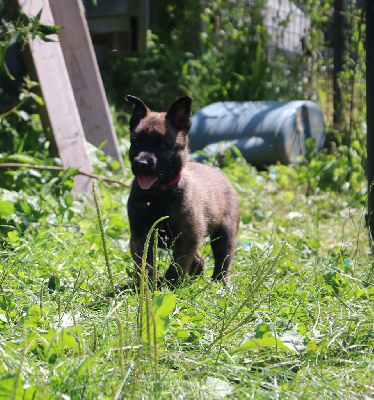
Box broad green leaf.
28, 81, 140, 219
19, 305, 46, 328
0, 374, 42, 400
19, 10, 30, 25
231, 332, 295, 354
176, 330, 189, 338
142, 291, 176, 347
0, 200, 14, 218
10, 328, 81, 362
306, 340, 328, 351
37, 24, 61, 36
0, 295, 15, 313
111, 159, 121, 171
41, 328, 80, 354
32, 93, 44, 106
191, 314, 204, 327
231, 325, 296, 355
0, 375, 23, 399
67, 167, 79, 177
108, 213, 126, 230
6, 230, 19, 247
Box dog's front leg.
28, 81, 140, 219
130, 235, 155, 287
164, 240, 200, 286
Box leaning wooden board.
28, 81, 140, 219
18, 0, 93, 196
49, 0, 124, 168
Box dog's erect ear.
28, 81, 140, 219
166, 96, 192, 132
125, 95, 149, 131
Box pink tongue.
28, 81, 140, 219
137, 175, 158, 190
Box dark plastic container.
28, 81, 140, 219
189, 101, 325, 165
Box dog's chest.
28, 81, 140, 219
141, 195, 182, 243
143, 198, 169, 221
132, 190, 178, 220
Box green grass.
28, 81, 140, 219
0, 150, 373, 399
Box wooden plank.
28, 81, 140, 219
49, 0, 124, 168
18, 0, 93, 196
367, 0, 374, 244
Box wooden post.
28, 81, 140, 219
333, 0, 344, 128
367, 0, 374, 246
49, 0, 124, 168
18, 0, 93, 196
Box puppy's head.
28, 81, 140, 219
125, 95, 192, 190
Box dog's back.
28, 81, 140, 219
182, 162, 239, 235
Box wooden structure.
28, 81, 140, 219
18, 0, 124, 196
50, 0, 124, 168
83, 0, 149, 55
367, 0, 374, 245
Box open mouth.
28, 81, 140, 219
136, 175, 158, 190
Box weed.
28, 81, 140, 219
2, 144, 371, 398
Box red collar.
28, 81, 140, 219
160, 168, 184, 190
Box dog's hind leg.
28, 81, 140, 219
210, 225, 237, 284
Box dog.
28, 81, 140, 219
126, 95, 239, 287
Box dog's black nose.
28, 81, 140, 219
133, 158, 154, 173
132, 152, 156, 174
135, 159, 149, 167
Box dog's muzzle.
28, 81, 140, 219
132, 152, 156, 174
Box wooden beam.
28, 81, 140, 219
49, 0, 124, 168
333, 0, 344, 128
367, 0, 374, 245
18, 0, 93, 197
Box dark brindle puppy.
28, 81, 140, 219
126, 95, 239, 286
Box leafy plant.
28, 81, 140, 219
0, 1, 370, 397
0, 6, 60, 79
102, 0, 271, 110
0, 146, 371, 397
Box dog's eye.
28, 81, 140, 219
160, 139, 170, 149
131, 139, 140, 147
